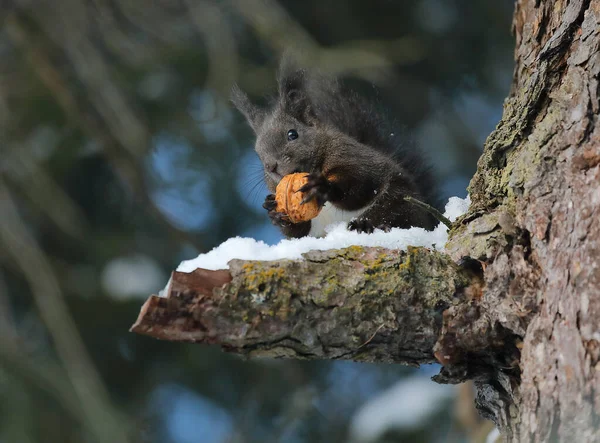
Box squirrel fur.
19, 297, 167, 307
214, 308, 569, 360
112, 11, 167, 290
232, 57, 440, 238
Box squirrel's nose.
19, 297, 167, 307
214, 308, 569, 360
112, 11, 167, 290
265, 160, 278, 173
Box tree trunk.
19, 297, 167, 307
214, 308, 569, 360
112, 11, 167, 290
132, 1, 600, 441
448, 0, 600, 441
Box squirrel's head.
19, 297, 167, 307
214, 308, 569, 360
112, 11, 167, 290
232, 61, 329, 192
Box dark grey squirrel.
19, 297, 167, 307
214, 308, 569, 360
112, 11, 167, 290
231, 57, 441, 238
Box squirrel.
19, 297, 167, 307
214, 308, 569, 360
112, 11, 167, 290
231, 57, 440, 238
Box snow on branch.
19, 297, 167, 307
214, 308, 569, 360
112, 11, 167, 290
131, 246, 508, 373
175, 197, 470, 272
130, 197, 519, 381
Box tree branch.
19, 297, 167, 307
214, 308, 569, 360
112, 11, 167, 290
131, 246, 518, 382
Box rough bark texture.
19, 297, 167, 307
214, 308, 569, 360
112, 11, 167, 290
132, 247, 519, 373
132, 1, 600, 441
447, 0, 600, 440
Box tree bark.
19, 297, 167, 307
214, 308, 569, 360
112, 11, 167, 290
132, 1, 600, 441
132, 247, 520, 374
450, 1, 600, 441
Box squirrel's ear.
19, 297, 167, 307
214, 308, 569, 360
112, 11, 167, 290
231, 85, 265, 132
278, 60, 316, 125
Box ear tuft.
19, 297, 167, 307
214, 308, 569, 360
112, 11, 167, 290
231, 84, 265, 132
277, 56, 316, 124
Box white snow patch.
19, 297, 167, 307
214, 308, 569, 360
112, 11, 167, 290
444, 195, 471, 222
486, 427, 501, 443
174, 196, 470, 274
348, 376, 455, 442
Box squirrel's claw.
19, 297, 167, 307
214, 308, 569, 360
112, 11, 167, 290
348, 218, 375, 233
263, 194, 277, 211
297, 172, 330, 206
348, 218, 391, 234
263, 194, 292, 227
269, 211, 292, 227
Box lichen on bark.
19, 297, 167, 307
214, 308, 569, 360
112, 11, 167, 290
132, 246, 514, 375
446, 1, 600, 441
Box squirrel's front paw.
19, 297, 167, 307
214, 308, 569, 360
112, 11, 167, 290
297, 172, 331, 207
348, 218, 391, 234
263, 194, 292, 227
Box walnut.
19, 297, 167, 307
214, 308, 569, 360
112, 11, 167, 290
275, 173, 322, 223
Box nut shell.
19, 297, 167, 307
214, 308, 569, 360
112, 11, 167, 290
275, 173, 322, 223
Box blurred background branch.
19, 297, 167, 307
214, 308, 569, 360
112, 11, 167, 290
5, 8, 206, 251
0, 179, 130, 443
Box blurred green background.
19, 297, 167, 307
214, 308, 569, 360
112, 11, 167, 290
0, 1, 513, 442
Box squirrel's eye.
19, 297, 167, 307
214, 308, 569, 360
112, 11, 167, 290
287, 129, 298, 141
